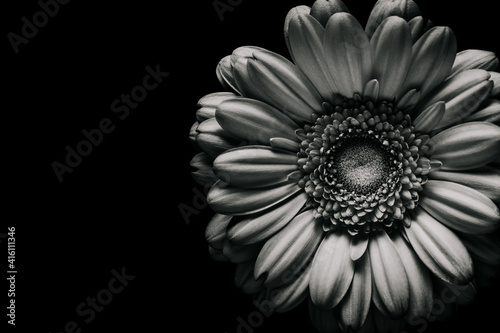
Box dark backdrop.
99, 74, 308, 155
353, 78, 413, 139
3, 0, 499, 332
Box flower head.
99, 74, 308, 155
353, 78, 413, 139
190, 0, 500, 331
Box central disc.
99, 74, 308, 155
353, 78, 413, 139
333, 137, 393, 195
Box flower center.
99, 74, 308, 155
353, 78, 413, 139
296, 97, 431, 235
329, 136, 394, 195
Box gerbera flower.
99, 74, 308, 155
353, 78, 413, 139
189, 0, 500, 331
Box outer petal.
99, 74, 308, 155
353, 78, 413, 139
419, 180, 500, 234
308, 299, 341, 333
466, 99, 500, 124
391, 232, 433, 320
284, 6, 311, 63
370, 16, 412, 100
227, 192, 308, 245
241, 50, 323, 124
310, 0, 349, 27
415, 69, 493, 130
400, 26, 457, 100
190, 152, 217, 187
288, 13, 339, 102
254, 210, 323, 287
207, 180, 302, 216
449, 49, 499, 77
222, 239, 262, 263
365, 0, 422, 38
369, 231, 409, 318
234, 261, 264, 294
323, 13, 373, 98
196, 118, 239, 158
215, 97, 299, 145
338, 253, 372, 331
459, 233, 500, 265
309, 231, 354, 309
429, 166, 500, 204
490, 71, 500, 97
196, 92, 238, 122
205, 214, 232, 249
428, 121, 500, 171
405, 207, 473, 285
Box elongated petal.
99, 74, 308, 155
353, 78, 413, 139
269, 137, 301, 152
216, 97, 299, 145
190, 152, 217, 187
234, 261, 264, 294
244, 50, 323, 124
205, 214, 232, 249
429, 166, 500, 204
270, 262, 312, 312
369, 231, 409, 318
284, 6, 311, 63
254, 210, 322, 286
428, 121, 500, 170
196, 92, 237, 122
213, 146, 298, 188
365, 1, 402, 39
196, 118, 238, 158
288, 13, 339, 102
401, 26, 457, 100
419, 180, 500, 234
459, 233, 500, 265
391, 232, 433, 320
363, 79, 379, 102
490, 71, 500, 97
413, 101, 445, 133
416, 69, 491, 114
310, 231, 355, 309
450, 49, 499, 77
323, 13, 373, 98
370, 16, 412, 100
466, 99, 500, 124
310, 0, 349, 27
405, 207, 473, 284
227, 192, 308, 245
338, 253, 371, 331
216, 56, 240, 94
207, 180, 302, 215
350, 234, 369, 261
408, 16, 425, 43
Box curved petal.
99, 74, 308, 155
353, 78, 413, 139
369, 231, 409, 318
241, 49, 323, 124
419, 180, 500, 234
190, 152, 217, 187
288, 13, 339, 102
254, 209, 323, 287
196, 118, 239, 158
216, 56, 241, 94
428, 121, 500, 171
417, 70, 493, 130
370, 16, 412, 100
269, 261, 312, 312
284, 6, 311, 63
490, 71, 500, 97
391, 232, 433, 320
310, 231, 355, 309
350, 234, 369, 261
216, 97, 299, 145
196, 92, 238, 122
205, 214, 232, 249
213, 146, 298, 189
450, 49, 499, 78
405, 207, 473, 285
400, 26, 457, 100
207, 180, 302, 216
466, 99, 500, 124
366, 0, 420, 37
227, 192, 308, 245
323, 13, 373, 99
412, 101, 445, 133
310, 0, 349, 27
338, 253, 372, 331
429, 166, 500, 204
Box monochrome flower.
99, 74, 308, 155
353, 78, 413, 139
190, 0, 500, 331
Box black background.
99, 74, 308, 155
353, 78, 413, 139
3, 0, 500, 332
